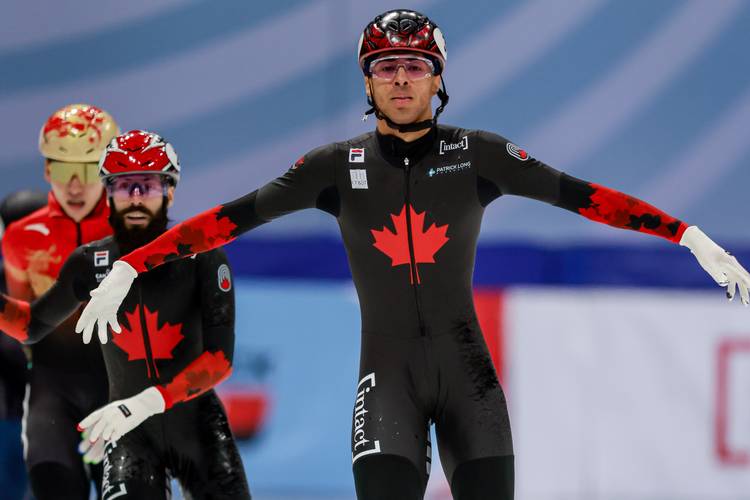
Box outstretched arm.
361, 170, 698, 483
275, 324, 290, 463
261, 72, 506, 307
554, 173, 686, 242
77, 147, 338, 341
124, 147, 337, 273
554, 175, 750, 301
476, 131, 750, 301
0, 249, 87, 344
79, 250, 236, 446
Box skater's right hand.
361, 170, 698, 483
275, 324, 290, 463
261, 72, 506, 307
75, 261, 137, 344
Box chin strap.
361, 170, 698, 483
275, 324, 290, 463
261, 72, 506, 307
363, 78, 449, 133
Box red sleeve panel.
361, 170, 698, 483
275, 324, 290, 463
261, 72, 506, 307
0, 295, 30, 343
121, 194, 260, 273
121, 144, 337, 274
556, 173, 687, 243
156, 350, 232, 409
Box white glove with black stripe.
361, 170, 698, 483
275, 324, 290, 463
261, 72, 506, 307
78, 387, 165, 445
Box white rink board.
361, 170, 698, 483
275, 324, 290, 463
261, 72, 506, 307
505, 288, 750, 500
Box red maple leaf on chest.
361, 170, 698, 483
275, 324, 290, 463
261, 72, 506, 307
371, 204, 449, 284
113, 305, 184, 378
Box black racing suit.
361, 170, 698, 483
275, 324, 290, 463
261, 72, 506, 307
115, 124, 687, 499
0, 237, 251, 499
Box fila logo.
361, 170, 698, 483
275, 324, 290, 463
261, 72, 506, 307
217, 264, 232, 292
439, 136, 468, 155
349, 148, 365, 163
94, 251, 110, 267
506, 142, 529, 161
24, 223, 50, 236
350, 169, 368, 189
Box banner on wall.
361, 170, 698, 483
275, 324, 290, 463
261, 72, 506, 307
504, 288, 750, 500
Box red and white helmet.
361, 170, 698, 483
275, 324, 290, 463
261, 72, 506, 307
98, 130, 180, 186
358, 10, 447, 75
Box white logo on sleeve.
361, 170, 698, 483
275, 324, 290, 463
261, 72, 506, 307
506, 142, 529, 161
217, 264, 232, 292
349, 148, 365, 163
350, 169, 368, 189
94, 251, 109, 267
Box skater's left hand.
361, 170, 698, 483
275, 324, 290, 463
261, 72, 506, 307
78, 387, 166, 444
680, 226, 750, 304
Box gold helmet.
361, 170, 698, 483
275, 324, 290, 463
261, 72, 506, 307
38, 104, 120, 162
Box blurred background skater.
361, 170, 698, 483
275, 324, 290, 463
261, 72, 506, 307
1, 130, 252, 499
1, 104, 119, 499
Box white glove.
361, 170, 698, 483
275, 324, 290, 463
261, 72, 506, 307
78, 429, 106, 465
78, 387, 165, 445
680, 226, 750, 305
75, 260, 137, 344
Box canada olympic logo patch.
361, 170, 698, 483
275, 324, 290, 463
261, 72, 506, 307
217, 264, 232, 292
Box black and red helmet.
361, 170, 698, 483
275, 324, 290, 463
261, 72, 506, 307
98, 130, 180, 186
358, 10, 447, 75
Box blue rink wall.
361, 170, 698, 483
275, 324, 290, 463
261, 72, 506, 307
228, 278, 361, 495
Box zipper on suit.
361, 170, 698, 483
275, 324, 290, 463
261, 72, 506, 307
403, 157, 427, 336
137, 282, 160, 381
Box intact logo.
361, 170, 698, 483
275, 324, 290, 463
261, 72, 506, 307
218, 264, 232, 292
94, 250, 109, 267
102, 440, 128, 499
439, 136, 468, 155
350, 169, 368, 189
506, 142, 529, 161
352, 372, 381, 463
349, 148, 365, 163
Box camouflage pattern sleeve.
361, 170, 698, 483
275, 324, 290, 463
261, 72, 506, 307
476, 131, 687, 243
0, 294, 30, 342
0, 247, 88, 344
121, 144, 337, 273
555, 173, 688, 243
156, 351, 232, 409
